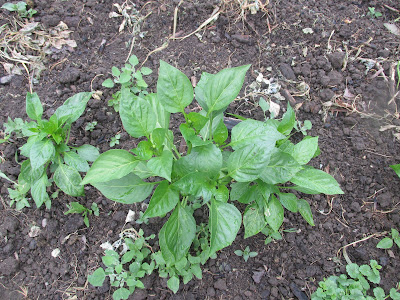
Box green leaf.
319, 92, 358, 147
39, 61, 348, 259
195, 64, 250, 114
121, 251, 135, 264
290, 168, 344, 195
119, 89, 156, 138
243, 203, 266, 238
292, 137, 319, 165
2, 3, 17, 11
159, 204, 196, 263
209, 199, 241, 253
297, 199, 314, 226
132, 161, 153, 179
376, 237, 393, 249
167, 276, 180, 294
113, 287, 130, 300
26, 92, 43, 121
277, 103, 296, 135
180, 124, 210, 147
213, 185, 229, 203
82, 150, 138, 185
132, 140, 153, 160
190, 263, 202, 279
230, 119, 285, 150
30, 139, 55, 170
102, 78, 115, 88
180, 143, 222, 180
390, 288, 400, 300
157, 60, 193, 113
259, 149, 302, 184
187, 112, 209, 131
213, 117, 228, 145
111, 66, 121, 77
88, 268, 106, 287
147, 150, 173, 181
265, 195, 284, 231
141, 67, 152, 75
19, 159, 43, 185
54, 92, 92, 126
75, 144, 100, 162
54, 164, 84, 196
346, 263, 359, 278
373, 287, 386, 299
146, 93, 170, 129
31, 174, 50, 208
119, 70, 131, 84
278, 193, 298, 213
230, 182, 251, 201
172, 172, 215, 200
144, 181, 179, 218
92, 173, 154, 204
129, 55, 139, 66
64, 151, 89, 172
228, 143, 271, 182
390, 164, 400, 178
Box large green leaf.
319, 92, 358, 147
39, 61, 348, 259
157, 60, 194, 113
31, 173, 50, 208
159, 204, 196, 263
81, 150, 138, 185
54, 164, 84, 196
64, 151, 89, 172
278, 192, 298, 213
26, 92, 43, 121
265, 195, 284, 231
146, 93, 170, 129
227, 143, 271, 182
290, 168, 344, 195
92, 173, 154, 204
230, 119, 285, 150
243, 203, 266, 238
297, 199, 314, 226
172, 172, 215, 201
88, 268, 106, 287
147, 150, 173, 181
19, 159, 44, 184
209, 199, 241, 254
144, 181, 179, 218
30, 139, 55, 170
54, 92, 92, 126
75, 144, 100, 162
179, 144, 222, 180
195, 65, 251, 114
119, 88, 156, 138
292, 137, 319, 165
259, 149, 302, 184
277, 103, 295, 135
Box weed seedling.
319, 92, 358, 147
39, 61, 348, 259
1, 2, 37, 18
367, 7, 382, 18
377, 228, 400, 250
110, 134, 121, 148
85, 121, 97, 132
64, 202, 99, 227
234, 246, 258, 262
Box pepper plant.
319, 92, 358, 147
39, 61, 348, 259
84, 61, 343, 291
3, 92, 99, 209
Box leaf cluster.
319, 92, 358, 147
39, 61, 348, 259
4, 92, 99, 209
1, 117, 35, 143
84, 60, 343, 293
88, 229, 155, 300
102, 55, 152, 112
64, 202, 99, 227
1, 2, 37, 18
312, 260, 400, 300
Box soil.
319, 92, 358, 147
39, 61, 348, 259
1, 0, 400, 299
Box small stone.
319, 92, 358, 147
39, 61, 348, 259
343, 116, 357, 126
41, 15, 62, 27
214, 278, 228, 291
321, 70, 343, 86
207, 287, 216, 297
350, 201, 361, 213
59, 67, 80, 84
319, 89, 335, 101
327, 52, 345, 69
377, 49, 390, 58
0, 75, 14, 85
244, 291, 252, 297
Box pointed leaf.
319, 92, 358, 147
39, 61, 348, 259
144, 181, 179, 218
243, 203, 266, 238
102, 78, 114, 88
292, 137, 319, 165
376, 237, 393, 249
146, 93, 170, 129
390, 164, 400, 178
92, 173, 154, 204
159, 204, 196, 263
54, 164, 84, 196
195, 65, 251, 113
82, 150, 138, 185
167, 276, 180, 294
277, 103, 295, 135
26, 92, 43, 121
265, 195, 284, 231
297, 199, 314, 226
113, 288, 130, 300
290, 168, 344, 195
54, 92, 92, 126
75, 144, 100, 162
88, 268, 106, 287
31, 174, 50, 208
157, 60, 193, 113
119, 89, 156, 138
147, 150, 173, 181
172, 172, 215, 201
278, 193, 298, 213
30, 139, 55, 170
209, 199, 241, 253
64, 151, 89, 172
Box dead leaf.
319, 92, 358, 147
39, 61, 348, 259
343, 87, 356, 101
252, 269, 265, 283
384, 23, 400, 36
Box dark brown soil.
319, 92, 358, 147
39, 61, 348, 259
1, 0, 400, 299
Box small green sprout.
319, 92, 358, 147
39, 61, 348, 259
1, 2, 37, 18
64, 202, 99, 227
367, 7, 382, 18
234, 246, 258, 262
85, 121, 97, 132
110, 133, 121, 147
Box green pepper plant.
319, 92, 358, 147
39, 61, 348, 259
84, 61, 343, 292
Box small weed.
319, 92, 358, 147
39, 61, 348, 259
1, 2, 37, 18
367, 7, 382, 18
234, 246, 258, 262
85, 121, 97, 132
110, 134, 121, 148
377, 228, 400, 250
64, 202, 99, 227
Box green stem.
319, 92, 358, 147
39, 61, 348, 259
181, 196, 188, 207
65, 126, 71, 144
